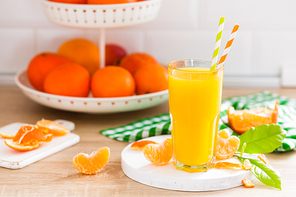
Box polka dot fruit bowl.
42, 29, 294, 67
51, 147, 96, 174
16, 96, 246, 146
15, 70, 168, 113
40, 0, 162, 28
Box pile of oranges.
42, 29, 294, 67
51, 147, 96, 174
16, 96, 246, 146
49, 0, 145, 4
27, 38, 168, 98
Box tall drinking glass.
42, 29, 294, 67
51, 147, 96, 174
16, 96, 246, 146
168, 59, 224, 172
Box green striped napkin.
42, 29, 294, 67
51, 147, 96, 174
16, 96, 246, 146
100, 91, 296, 152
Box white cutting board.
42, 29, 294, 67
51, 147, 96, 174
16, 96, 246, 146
121, 135, 255, 191
0, 120, 79, 169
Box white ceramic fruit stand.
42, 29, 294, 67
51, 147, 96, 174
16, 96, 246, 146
40, 0, 162, 68
14, 0, 167, 114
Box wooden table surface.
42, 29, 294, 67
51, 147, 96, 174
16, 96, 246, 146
0, 86, 296, 196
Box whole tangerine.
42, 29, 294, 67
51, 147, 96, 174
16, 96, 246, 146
134, 64, 168, 95
49, 0, 87, 3
27, 52, 73, 92
43, 62, 90, 97
91, 66, 135, 97
87, 0, 136, 4
57, 38, 100, 76
119, 52, 159, 76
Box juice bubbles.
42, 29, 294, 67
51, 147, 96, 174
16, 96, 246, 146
168, 59, 224, 172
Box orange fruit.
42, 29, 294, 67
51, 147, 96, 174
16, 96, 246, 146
243, 159, 252, 170
36, 119, 70, 136
43, 62, 90, 97
91, 66, 135, 97
134, 64, 168, 95
143, 138, 173, 166
27, 52, 73, 92
216, 129, 240, 160
214, 162, 244, 170
4, 125, 53, 151
242, 179, 255, 188
258, 154, 269, 165
0, 132, 15, 139
4, 139, 40, 151
227, 100, 279, 135
73, 147, 110, 175
87, 0, 137, 4
57, 38, 100, 75
131, 140, 158, 151
119, 52, 159, 76
13, 125, 53, 144
49, 0, 87, 3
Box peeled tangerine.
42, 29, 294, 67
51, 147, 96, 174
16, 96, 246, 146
216, 129, 240, 160
4, 125, 53, 151
131, 140, 158, 151
227, 100, 279, 135
73, 147, 110, 175
143, 138, 173, 166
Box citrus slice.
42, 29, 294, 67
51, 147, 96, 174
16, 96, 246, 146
143, 138, 173, 166
258, 153, 270, 165
36, 119, 70, 136
216, 129, 240, 160
4, 139, 40, 151
73, 147, 110, 175
214, 162, 244, 170
227, 100, 279, 135
242, 179, 255, 188
0, 131, 15, 139
131, 140, 158, 151
13, 125, 53, 144
243, 159, 252, 170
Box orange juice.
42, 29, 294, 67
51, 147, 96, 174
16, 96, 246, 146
168, 59, 224, 172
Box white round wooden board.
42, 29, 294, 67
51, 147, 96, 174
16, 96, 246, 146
121, 135, 255, 191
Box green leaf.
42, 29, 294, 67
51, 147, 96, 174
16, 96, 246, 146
237, 156, 282, 190
238, 124, 286, 154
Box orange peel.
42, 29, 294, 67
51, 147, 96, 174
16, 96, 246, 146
227, 100, 278, 135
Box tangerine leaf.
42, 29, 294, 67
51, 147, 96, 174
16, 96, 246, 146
237, 156, 281, 190
238, 124, 286, 154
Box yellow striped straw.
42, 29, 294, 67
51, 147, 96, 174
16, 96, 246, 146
210, 17, 225, 71
217, 24, 240, 69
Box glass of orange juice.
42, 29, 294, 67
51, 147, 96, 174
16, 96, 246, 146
168, 59, 224, 172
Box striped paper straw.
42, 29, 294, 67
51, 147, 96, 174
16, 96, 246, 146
217, 24, 240, 69
210, 17, 225, 71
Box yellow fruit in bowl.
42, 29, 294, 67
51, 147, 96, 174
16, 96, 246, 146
57, 38, 100, 76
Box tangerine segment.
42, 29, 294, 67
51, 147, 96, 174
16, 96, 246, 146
242, 179, 255, 188
243, 159, 253, 170
73, 147, 110, 175
227, 100, 279, 135
0, 131, 15, 139
258, 154, 270, 165
4, 139, 40, 151
13, 125, 53, 144
36, 119, 70, 136
143, 138, 173, 166
214, 162, 244, 170
216, 129, 240, 160
131, 140, 158, 151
